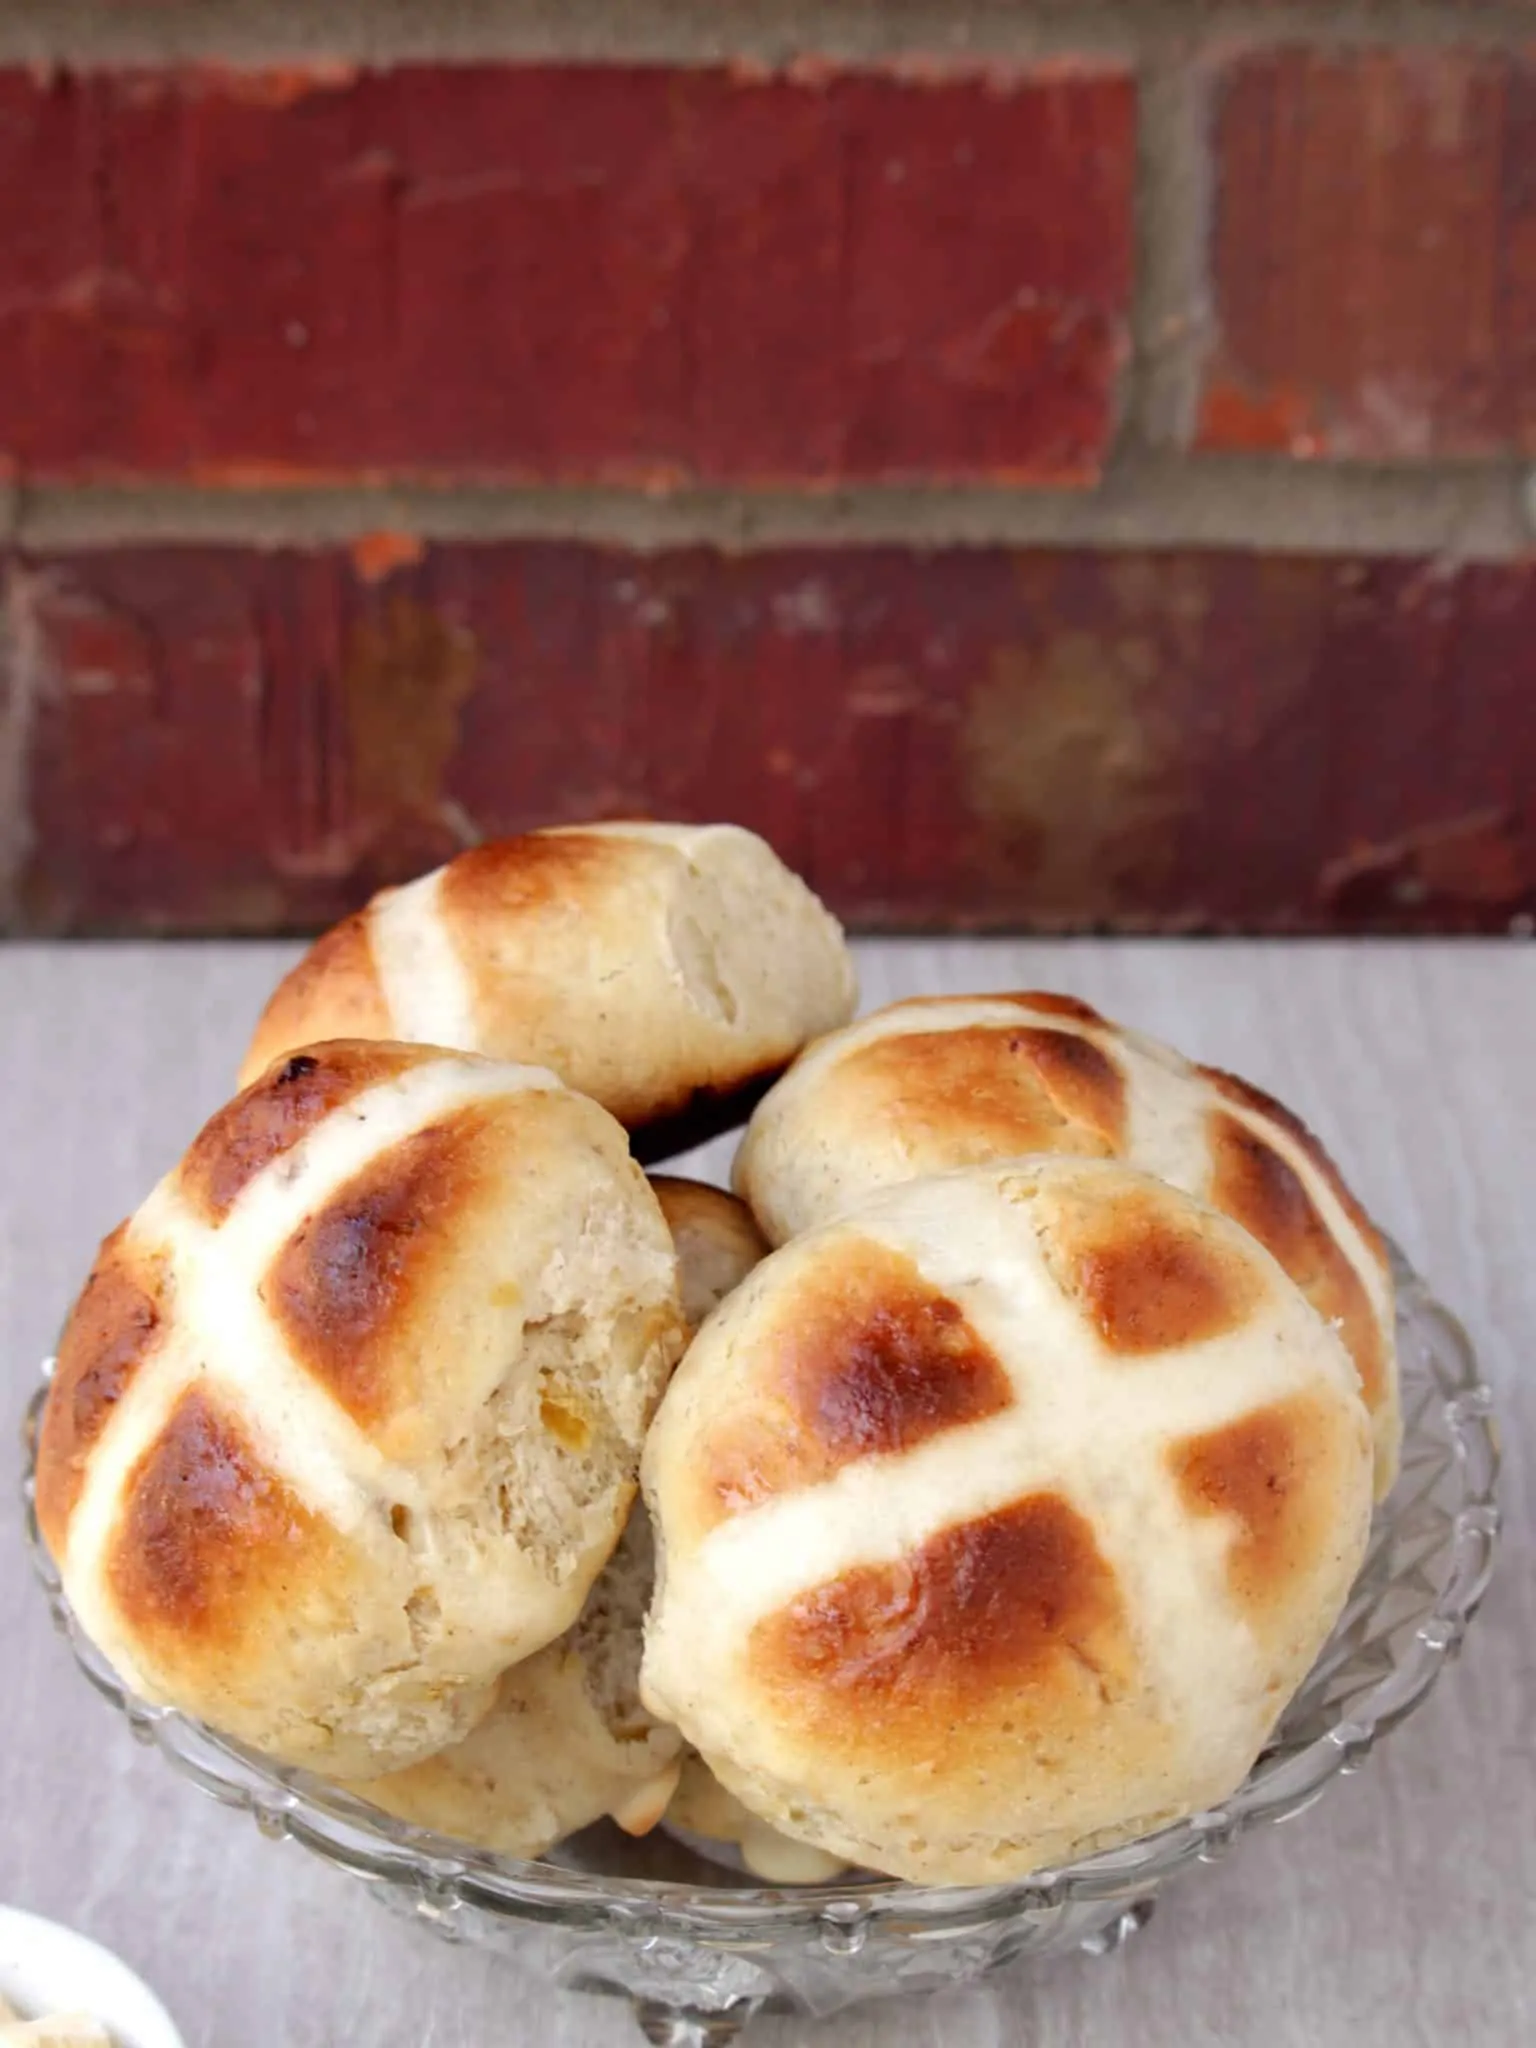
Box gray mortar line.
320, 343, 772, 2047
2, 0, 1536, 67
13, 459, 1534, 561
1118, 56, 1215, 456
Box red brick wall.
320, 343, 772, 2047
0, 8, 1532, 935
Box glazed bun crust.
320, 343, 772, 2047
643, 1160, 1373, 1886
239, 823, 857, 1151
39, 1041, 684, 1778
735, 992, 1398, 1494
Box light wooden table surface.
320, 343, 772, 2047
2, 939, 1530, 2048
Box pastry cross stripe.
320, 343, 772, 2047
368, 870, 482, 1052
683, 1183, 1353, 1739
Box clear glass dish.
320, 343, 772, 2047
19, 1246, 1500, 2046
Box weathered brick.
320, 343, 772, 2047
0, 63, 1132, 484
1199, 51, 1536, 459
8, 541, 1533, 936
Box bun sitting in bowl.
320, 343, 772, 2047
36, 1041, 684, 1779
642, 1159, 1373, 1886
363, 1507, 683, 1854
649, 1177, 770, 1331
664, 1755, 852, 1884
357, 1178, 766, 1858
734, 992, 1398, 1495
239, 823, 857, 1160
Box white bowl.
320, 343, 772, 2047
0, 1909, 183, 2048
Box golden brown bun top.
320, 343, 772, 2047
40, 1039, 683, 1777
734, 990, 1398, 1494
641, 1159, 1375, 1884
239, 822, 857, 1141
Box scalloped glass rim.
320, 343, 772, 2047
19, 1243, 1499, 1944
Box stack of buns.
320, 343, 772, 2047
37, 821, 1393, 1890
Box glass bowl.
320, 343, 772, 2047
19, 1246, 1499, 2046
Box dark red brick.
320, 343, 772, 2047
0, 63, 1132, 485
1200, 51, 1536, 458
8, 541, 1533, 935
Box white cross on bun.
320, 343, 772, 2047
237, 822, 858, 1158
734, 992, 1399, 1495
642, 1158, 1374, 1886
36, 1041, 686, 1779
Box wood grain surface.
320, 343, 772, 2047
1, 938, 1530, 2047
